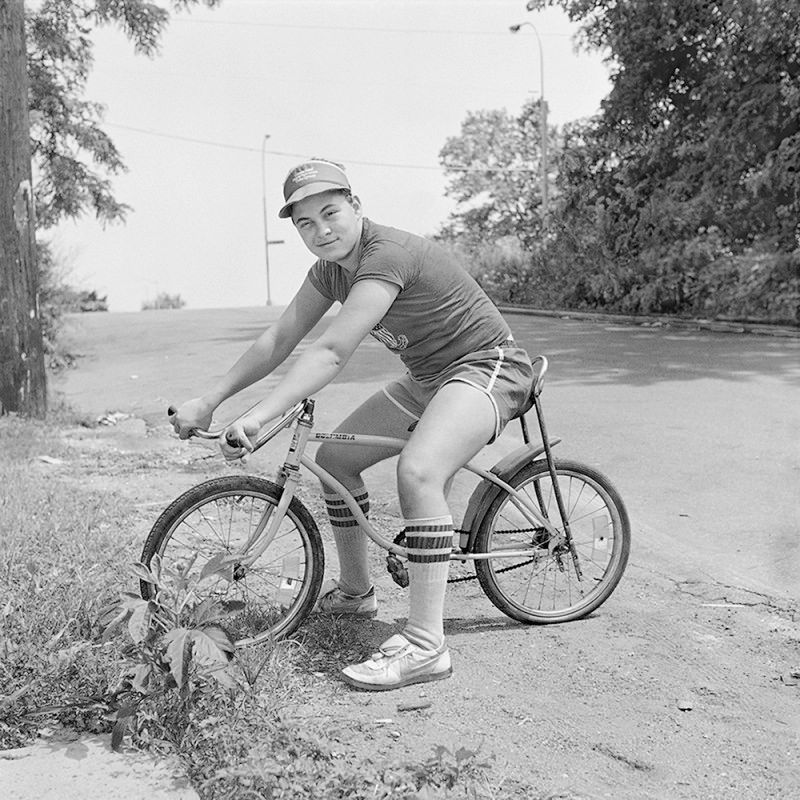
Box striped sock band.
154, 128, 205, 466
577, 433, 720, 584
403, 515, 453, 651
404, 518, 453, 564
324, 485, 371, 596
324, 486, 370, 529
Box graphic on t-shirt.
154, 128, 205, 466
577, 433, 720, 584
370, 323, 409, 352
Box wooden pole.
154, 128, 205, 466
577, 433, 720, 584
0, 0, 47, 417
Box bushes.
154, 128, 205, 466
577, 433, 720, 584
449, 231, 799, 325
440, 237, 536, 304
699, 249, 800, 324
37, 241, 107, 370
141, 292, 186, 311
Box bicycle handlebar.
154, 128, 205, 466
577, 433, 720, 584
167, 400, 307, 444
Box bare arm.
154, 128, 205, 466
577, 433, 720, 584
223, 278, 400, 451
202, 276, 334, 406
171, 276, 333, 436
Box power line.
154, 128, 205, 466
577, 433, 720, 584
105, 123, 259, 153
104, 122, 439, 167
170, 16, 571, 38
104, 122, 539, 173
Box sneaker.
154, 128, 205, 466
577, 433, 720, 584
341, 633, 452, 691
314, 579, 378, 617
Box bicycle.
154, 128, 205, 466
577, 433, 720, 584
141, 356, 631, 646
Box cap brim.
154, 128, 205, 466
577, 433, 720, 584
278, 181, 350, 218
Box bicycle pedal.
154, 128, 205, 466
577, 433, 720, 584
386, 553, 409, 588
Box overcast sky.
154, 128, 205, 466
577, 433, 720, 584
50, 0, 611, 311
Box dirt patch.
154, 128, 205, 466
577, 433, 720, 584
48, 418, 800, 799
294, 539, 800, 800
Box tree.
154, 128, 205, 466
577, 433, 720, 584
437, 98, 553, 253
1, 0, 46, 417
1, 0, 221, 417
528, 0, 800, 318
445, 1, 799, 319
26, 0, 220, 229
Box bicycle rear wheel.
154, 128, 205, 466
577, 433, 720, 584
140, 475, 324, 644
474, 459, 630, 624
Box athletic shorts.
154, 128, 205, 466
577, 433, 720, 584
382, 341, 533, 442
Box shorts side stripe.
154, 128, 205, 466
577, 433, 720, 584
381, 386, 420, 420
486, 346, 505, 393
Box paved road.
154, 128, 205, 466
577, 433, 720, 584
55, 307, 799, 599
503, 312, 799, 601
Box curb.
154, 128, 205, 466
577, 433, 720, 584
497, 306, 800, 339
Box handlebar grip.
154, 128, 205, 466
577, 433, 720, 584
225, 431, 242, 448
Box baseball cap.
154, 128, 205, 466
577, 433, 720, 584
278, 160, 351, 218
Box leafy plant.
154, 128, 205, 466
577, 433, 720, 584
105, 554, 242, 750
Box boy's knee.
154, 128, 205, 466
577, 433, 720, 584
397, 452, 441, 493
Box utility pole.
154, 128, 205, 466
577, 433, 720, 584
0, 0, 47, 417
261, 134, 284, 306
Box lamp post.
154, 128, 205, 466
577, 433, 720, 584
261, 134, 284, 306
509, 21, 548, 219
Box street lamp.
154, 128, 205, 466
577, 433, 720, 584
509, 21, 548, 219
261, 134, 284, 306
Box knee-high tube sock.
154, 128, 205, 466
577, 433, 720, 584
323, 485, 371, 596
402, 515, 452, 651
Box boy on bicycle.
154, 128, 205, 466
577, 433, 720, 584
171, 159, 533, 691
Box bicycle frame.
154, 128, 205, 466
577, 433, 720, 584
194, 375, 568, 567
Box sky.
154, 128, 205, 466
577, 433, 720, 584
50, 0, 612, 311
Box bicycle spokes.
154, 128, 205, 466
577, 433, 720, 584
474, 460, 630, 623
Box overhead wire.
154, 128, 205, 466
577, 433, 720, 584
103, 122, 540, 173
169, 16, 572, 38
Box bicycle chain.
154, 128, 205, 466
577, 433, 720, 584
389, 529, 542, 584
447, 556, 537, 583
451, 528, 541, 583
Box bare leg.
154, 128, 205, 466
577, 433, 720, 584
397, 381, 497, 649
340, 381, 497, 690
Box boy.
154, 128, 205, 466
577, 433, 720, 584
171, 159, 532, 690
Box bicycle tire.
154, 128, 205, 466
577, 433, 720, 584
140, 475, 324, 644
474, 459, 630, 624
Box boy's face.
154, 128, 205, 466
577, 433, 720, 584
291, 190, 362, 264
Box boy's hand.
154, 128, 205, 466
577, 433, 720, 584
168, 397, 215, 439
220, 416, 261, 461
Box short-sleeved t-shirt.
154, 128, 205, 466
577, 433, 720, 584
306, 218, 512, 380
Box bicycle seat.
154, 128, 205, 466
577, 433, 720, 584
514, 355, 548, 419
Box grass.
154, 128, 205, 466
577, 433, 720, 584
0, 410, 522, 799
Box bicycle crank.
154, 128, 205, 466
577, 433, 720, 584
386, 531, 410, 587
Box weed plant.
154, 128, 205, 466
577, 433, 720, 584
0, 412, 520, 798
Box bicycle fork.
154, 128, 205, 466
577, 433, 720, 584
236, 400, 316, 567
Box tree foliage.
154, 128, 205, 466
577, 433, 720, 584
550, 0, 799, 244
440, 0, 800, 322
26, 0, 221, 229
438, 98, 552, 252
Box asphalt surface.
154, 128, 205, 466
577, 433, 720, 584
54, 307, 800, 599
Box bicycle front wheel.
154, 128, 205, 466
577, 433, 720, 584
140, 476, 324, 644
474, 459, 630, 624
